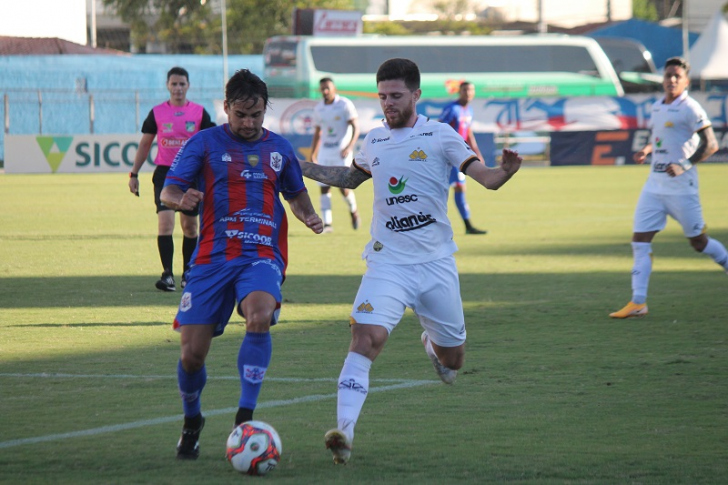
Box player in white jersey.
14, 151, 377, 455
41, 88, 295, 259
610, 57, 726, 319
300, 58, 522, 464
309, 78, 361, 232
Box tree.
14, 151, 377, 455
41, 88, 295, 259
632, 0, 659, 21
102, 0, 356, 54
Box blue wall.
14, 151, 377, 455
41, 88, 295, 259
0, 54, 264, 160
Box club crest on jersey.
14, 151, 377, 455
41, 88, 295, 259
185, 121, 196, 132
356, 300, 374, 313
270, 152, 283, 172
409, 149, 427, 161
248, 155, 259, 167
222, 152, 232, 162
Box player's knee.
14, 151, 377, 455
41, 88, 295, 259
243, 309, 274, 333
690, 235, 708, 252
180, 349, 205, 373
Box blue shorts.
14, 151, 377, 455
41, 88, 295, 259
449, 166, 466, 187
173, 257, 283, 337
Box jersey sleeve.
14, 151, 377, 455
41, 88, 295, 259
164, 133, 205, 190
352, 134, 372, 174
278, 143, 308, 200
201, 109, 216, 129
141, 110, 157, 135
688, 99, 711, 133
439, 124, 477, 171
344, 97, 358, 121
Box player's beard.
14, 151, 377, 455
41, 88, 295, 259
385, 104, 415, 129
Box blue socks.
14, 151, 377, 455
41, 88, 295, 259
238, 331, 272, 410
453, 191, 470, 220
177, 359, 207, 418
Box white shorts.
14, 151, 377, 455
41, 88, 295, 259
633, 190, 705, 237
350, 256, 466, 347
316, 147, 352, 187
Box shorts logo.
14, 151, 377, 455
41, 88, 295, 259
185, 121, 196, 132
409, 149, 427, 161
356, 300, 374, 313
180, 292, 192, 312
270, 152, 283, 172
243, 365, 267, 384
248, 155, 259, 167
388, 176, 407, 194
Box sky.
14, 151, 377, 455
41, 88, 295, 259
0, 0, 87, 45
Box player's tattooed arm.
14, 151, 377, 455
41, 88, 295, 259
688, 126, 719, 164
300, 162, 370, 189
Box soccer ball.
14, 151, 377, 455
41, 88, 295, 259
226, 421, 282, 476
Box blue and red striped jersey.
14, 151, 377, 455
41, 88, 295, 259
438, 101, 473, 141
164, 125, 307, 274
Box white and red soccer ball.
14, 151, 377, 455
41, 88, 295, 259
226, 421, 282, 476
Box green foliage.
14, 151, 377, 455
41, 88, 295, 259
365, 19, 492, 36
633, 0, 659, 21
102, 0, 357, 54
1, 166, 727, 483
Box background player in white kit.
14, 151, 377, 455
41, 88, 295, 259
300, 58, 522, 464
610, 56, 727, 319
309, 78, 361, 232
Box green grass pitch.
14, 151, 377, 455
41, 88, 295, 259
1, 165, 727, 484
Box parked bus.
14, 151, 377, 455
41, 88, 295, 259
263, 34, 624, 99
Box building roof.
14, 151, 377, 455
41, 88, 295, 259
0, 36, 125, 55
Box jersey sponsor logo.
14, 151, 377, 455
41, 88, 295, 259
323, 141, 339, 148
385, 194, 419, 205
370, 136, 390, 144
243, 365, 267, 384
409, 149, 427, 161
180, 292, 192, 312
241, 170, 267, 180
388, 176, 407, 194
174, 111, 185, 116
222, 152, 232, 162
418, 131, 433, 136
185, 121, 196, 132
161, 123, 174, 133
655, 137, 662, 148
373, 241, 383, 252
270, 152, 283, 172
385, 213, 437, 232
160, 137, 187, 148
652, 161, 673, 173
338, 378, 368, 395
356, 300, 374, 313
224, 230, 273, 246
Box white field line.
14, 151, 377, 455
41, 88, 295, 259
0, 373, 437, 450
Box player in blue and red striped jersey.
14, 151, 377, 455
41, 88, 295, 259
439, 81, 487, 235
161, 69, 323, 460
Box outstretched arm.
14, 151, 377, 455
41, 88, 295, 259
300, 161, 371, 189
464, 148, 522, 190
288, 191, 323, 234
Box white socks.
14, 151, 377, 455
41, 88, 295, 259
702, 237, 728, 270
320, 193, 332, 225
336, 352, 372, 443
343, 191, 357, 213
631, 242, 652, 304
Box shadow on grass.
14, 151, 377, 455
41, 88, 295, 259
2, 268, 726, 313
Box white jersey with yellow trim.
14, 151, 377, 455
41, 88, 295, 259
644, 90, 711, 195
354, 114, 478, 264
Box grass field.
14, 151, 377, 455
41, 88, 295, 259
1, 165, 727, 484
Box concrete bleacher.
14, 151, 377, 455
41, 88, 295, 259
0, 54, 264, 160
